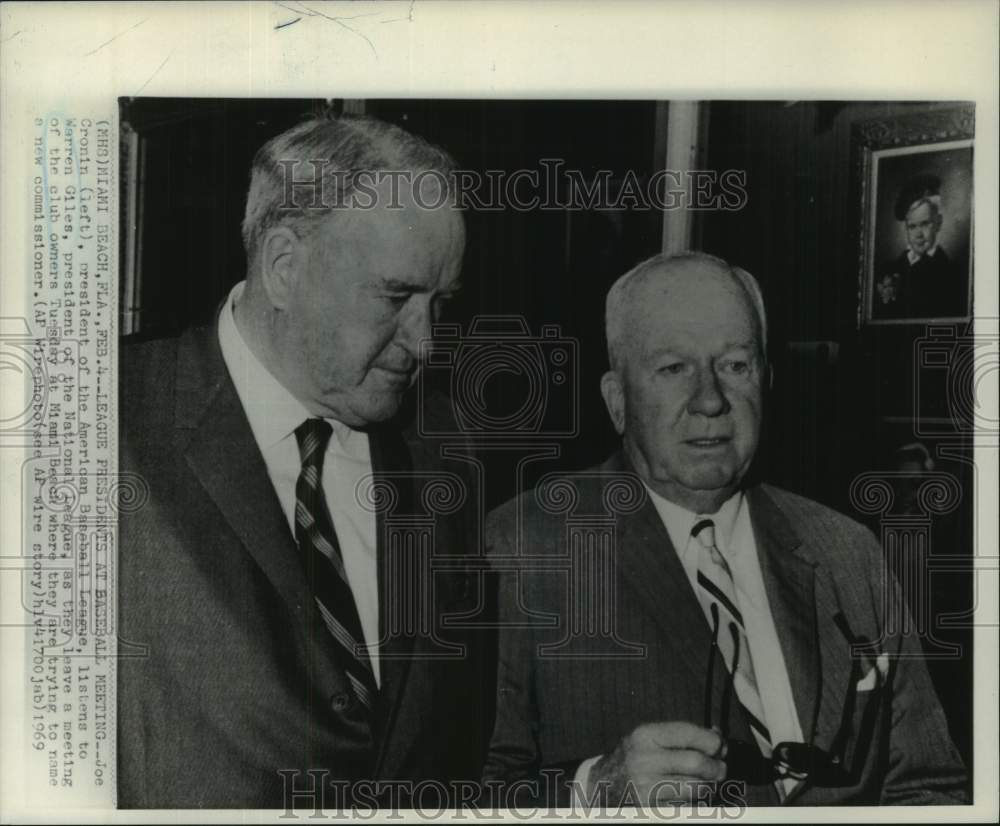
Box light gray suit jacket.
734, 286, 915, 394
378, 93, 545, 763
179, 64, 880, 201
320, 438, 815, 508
484, 451, 967, 806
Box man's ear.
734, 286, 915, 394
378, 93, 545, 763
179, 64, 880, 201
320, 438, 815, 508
259, 226, 301, 310
600, 370, 626, 436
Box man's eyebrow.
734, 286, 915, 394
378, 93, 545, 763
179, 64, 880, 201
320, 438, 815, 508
644, 347, 684, 360
378, 277, 464, 295
379, 277, 423, 292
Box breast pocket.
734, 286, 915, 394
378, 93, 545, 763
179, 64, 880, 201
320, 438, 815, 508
839, 659, 891, 783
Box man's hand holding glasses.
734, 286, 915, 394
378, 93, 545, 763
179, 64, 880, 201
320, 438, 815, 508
586, 721, 729, 806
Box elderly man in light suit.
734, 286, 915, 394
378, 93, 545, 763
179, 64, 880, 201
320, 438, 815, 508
484, 251, 967, 807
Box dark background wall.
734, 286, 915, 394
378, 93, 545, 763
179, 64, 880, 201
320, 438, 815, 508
702, 101, 975, 505
701, 102, 975, 767
119, 97, 974, 768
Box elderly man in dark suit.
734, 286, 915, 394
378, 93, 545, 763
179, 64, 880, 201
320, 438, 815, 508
118, 114, 491, 809
484, 251, 967, 807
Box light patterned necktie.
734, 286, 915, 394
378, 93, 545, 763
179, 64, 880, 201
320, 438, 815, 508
294, 418, 377, 714
692, 518, 772, 758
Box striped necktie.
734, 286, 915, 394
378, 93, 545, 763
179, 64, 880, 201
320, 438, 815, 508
294, 418, 377, 713
692, 518, 772, 758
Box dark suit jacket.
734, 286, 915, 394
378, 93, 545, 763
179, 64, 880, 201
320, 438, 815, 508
876, 247, 968, 320
117, 323, 495, 808
483, 451, 967, 806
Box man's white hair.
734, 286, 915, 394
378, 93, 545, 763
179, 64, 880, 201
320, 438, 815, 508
241, 112, 458, 277
604, 251, 768, 372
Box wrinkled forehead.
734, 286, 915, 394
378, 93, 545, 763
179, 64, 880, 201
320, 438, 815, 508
316, 176, 466, 255
622, 262, 762, 357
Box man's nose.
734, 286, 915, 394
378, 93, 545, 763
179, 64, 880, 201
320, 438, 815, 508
398, 299, 435, 362
687, 366, 729, 417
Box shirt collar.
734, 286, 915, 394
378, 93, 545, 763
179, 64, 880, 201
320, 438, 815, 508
907, 243, 938, 265
644, 483, 744, 558
217, 281, 363, 458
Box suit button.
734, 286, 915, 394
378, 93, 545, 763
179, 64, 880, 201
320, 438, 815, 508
330, 692, 351, 712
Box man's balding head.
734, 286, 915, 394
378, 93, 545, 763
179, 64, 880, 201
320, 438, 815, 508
605, 252, 767, 373
242, 113, 459, 279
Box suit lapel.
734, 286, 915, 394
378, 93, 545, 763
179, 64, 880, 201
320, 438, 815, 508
746, 486, 821, 746
368, 422, 423, 773
175, 324, 352, 698
610, 453, 716, 693
177, 324, 443, 771
612, 453, 763, 758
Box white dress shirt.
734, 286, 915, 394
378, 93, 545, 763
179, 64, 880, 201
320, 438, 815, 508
646, 487, 803, 754
218, 281, 381, 686
576, 486, 803, 797
906, 243, 938, 265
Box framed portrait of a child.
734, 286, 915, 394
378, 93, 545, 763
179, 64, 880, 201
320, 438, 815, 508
854, 106, 974, 326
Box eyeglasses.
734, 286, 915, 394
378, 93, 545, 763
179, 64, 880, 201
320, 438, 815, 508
703, 607, 879, 790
